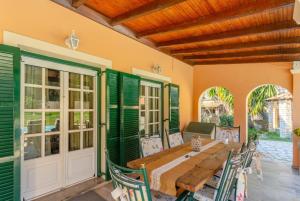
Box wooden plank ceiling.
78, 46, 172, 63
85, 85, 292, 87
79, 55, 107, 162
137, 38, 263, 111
52, 0, 300, 66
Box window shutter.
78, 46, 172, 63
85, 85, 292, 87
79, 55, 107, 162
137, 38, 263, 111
119, 73, 140, 166
169, 84, 180, 134
106, 69, 120, 177
0, 45, 20, 201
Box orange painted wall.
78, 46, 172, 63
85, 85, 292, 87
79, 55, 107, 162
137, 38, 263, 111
0, 0, 193, 130
292, 73, 300, 168
193, 63, 293, 142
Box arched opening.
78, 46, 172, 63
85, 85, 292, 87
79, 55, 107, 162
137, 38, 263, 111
246, 84, 292, 165
198, 86, 234, 126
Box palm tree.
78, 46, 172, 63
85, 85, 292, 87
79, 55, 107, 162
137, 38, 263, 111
207, 85, 278, 118
207, 87, 233, 114
248, 85, 278, 118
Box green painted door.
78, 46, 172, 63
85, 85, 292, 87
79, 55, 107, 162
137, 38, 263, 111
169, 84, 180, 134
0, 45, 20, 201
119, 73, 140, 166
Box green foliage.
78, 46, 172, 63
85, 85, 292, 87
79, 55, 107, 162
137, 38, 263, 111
219, 115, 234, 127
248, 128, 262, 142
248, 85, 278, 118
293, 128, 300, 137
262, 131, 291, 142
208, 87, 233, 112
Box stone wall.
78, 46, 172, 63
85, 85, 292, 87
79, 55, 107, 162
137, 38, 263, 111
268, 100, 292, 138
279, 100, 292, 138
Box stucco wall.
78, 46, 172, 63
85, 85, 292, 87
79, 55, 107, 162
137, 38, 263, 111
193, 63, 293, 142
0, 0, 193, 130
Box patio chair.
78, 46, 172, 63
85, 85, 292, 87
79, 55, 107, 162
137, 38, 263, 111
139, 132, 164, 157
244, 140, 257, 168
208, 143, 256, 201
106, 151, 153, 201
215, 126, 240, 143
165, 129, 184, 148
179, 151, 243, 201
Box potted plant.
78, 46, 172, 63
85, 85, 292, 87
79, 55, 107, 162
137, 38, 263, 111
294, 128, 300, 137
293, 128, 300, 169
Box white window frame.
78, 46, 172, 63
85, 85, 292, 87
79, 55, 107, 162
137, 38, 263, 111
139, 80, 162, 136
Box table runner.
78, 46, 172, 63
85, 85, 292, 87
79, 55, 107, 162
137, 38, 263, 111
150, 140, 221, 194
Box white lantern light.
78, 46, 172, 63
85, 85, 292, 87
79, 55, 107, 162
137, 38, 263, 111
152, 64, 162, 74
65, 30, 79, 50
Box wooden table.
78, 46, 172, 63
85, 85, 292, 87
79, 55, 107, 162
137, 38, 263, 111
127, 139, 241, 196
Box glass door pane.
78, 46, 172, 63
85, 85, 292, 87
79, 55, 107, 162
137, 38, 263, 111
67, 73, 95, 152
23, 65, 62, 161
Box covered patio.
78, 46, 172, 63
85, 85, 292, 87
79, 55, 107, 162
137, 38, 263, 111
1, 0, 300, 201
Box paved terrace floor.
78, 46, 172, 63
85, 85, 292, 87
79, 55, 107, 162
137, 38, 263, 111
36, 160, 300, 201
257, 140, 292, 166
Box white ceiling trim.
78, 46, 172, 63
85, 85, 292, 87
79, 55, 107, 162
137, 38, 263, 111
291, 61, 300, 74
132, 68, 171, 83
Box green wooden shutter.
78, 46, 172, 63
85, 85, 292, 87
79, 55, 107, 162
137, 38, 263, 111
0, 45, 20, 201
169, 84, 180, 134
106, 70, 120, 178
120, 73, 140, 166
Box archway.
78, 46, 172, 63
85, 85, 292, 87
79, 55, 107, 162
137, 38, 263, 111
198, 86, 234, 126
246, 84, 293, 165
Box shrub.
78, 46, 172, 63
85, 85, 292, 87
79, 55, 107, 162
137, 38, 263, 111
219, 115, 234, 127
248, 127, 262, 142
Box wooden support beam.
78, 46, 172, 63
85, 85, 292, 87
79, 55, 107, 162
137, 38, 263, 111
192, 55, 300, 65
51, 0, 194, 66
138, 0, 294, 37
111, 0, 187, 25
171, 37, 300, 55
157, 21, 299, 47
72, 0, 86, 8
184, 48, 300, 60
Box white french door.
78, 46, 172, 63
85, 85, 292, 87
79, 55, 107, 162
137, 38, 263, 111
21, 57, 97, 200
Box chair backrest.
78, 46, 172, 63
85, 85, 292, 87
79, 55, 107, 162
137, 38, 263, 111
245, 141, 257, 168
139, 132, 163, 157
165, 129, 184, 148
106, 151, 152, 201
214, 151, 243, 201
215, 126, 240, 143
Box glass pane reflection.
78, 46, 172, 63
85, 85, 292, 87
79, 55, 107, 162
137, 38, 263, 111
69, 132, 80, 151
24, 136, 41, 160
45, 135, 60, 156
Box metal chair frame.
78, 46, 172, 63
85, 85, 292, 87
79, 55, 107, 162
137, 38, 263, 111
106, 151, 153, 201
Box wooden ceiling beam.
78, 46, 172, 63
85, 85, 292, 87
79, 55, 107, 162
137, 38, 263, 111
171, 37, 300, 55
138, 0, 294, 37
157, 21, 300, 47
192, 55, 300, 65
111, 0, 188, 26
51, 0, 194, 66
184, 48, 300, 60
72, 0, 86, 8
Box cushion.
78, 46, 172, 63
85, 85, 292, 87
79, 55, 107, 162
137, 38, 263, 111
215, 127, 240, 142
168, 132, 184, 148
140, 137, 163, 157
193, 186, 216, 201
